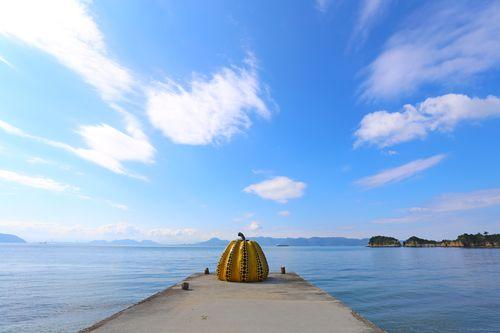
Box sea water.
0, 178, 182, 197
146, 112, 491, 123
0, 244, 498, 333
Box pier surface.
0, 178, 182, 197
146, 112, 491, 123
82, 272, 384, 333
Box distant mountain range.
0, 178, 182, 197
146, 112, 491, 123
0, 233, 368, 247
193, 236, 369, 247
86, 236, 369, 247
0, 233, 26, 243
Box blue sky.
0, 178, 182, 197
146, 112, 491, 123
1, 0, 500, 243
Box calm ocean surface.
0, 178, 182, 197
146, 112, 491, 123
0, 244, 499, 333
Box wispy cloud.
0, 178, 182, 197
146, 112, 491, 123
0, 119, 154, 179
0, 168, 77, 192
0, 55, 14, 68
251, 169, 275, 176
244, 176, 306, 203
0, 168, 127, 209
146, 56, 273, 145
340, 165, 352, 173
26, 156, 84, 176
355, 154, 446, 189
383, 150, 398, 156
354, 94, 500, 148
26, 156, 52, 165
75, 124, 154, 177
315, 0, 331, 13
277, 210, 291, 217
361, 1, 500, 99
107, 201, 128, 211
418, 189, 500, 213
374, 189, 500, 224
233, 212, 256, 222
350, 0, 391, 48
0, 0, 133, 102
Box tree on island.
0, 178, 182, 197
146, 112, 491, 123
403, 236, 438, 246
368, 236, 401, 247
457, 233, 500, 247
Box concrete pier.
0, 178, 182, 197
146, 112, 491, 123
81, 272, 384, 333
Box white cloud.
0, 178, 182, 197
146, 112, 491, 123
146, 57, 272, 145
277, 210, 291, 217
355, 94, 500, 148
361, 2, 500, 99
0, 220, 200, 243
0, 1, 155, 178
0, 0, 132, 101
0, 119, 29, 137
0, 168, 77, 192
355, 154, 446, 189
0, 119, 154, 179
107, 201, 128, 211
94, 222, 141, 237
374, 189, 500, 224
75, 124, 155, 175
244, 176, 306, 203
246, 221, 261, 231
146, 227, 197, 239
1, 0, 277, 165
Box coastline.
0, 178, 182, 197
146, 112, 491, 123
367, 243, 500, 248
368, 233, 500, 248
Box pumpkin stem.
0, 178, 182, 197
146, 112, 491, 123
238, 232, 246, 241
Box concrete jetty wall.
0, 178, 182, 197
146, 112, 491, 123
81, 272, 384, 333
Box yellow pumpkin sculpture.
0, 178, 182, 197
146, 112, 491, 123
216, 232, 269, 282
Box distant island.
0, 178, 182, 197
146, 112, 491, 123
368, 232, 500, 248
367, 236, 402, 247
0, 233, 26, 243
